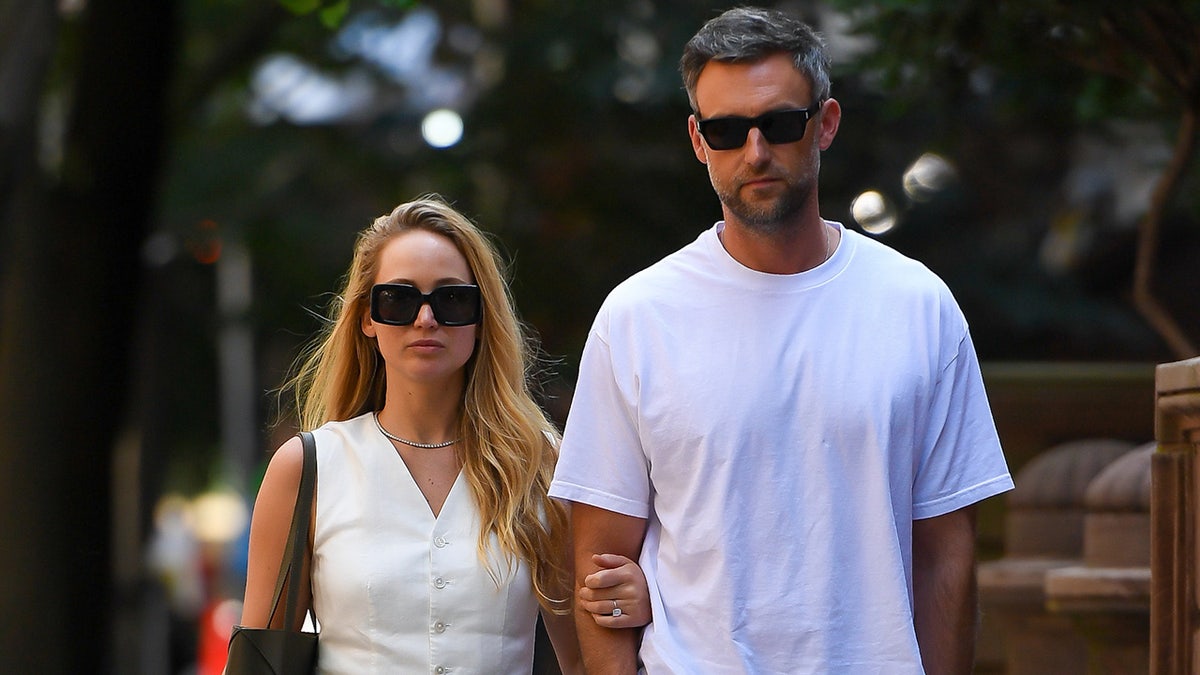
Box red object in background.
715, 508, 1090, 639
197, 598, 242, 675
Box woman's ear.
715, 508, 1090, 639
362, 309, 376, 338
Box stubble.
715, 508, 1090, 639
710, 164, 816, 236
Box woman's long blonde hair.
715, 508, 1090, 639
285, 194, 570, 611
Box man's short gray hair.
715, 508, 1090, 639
680, 6, 831, 113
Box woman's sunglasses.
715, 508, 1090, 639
370, 283, 482, 326
695, 102, 823, 151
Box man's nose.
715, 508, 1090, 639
743, 128, 772, 165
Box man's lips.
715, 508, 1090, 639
742, 175, 781, 189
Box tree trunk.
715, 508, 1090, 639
0, 0, 177, 672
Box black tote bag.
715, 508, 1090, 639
225, 431, 319, 674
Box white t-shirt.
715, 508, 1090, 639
550, 221, 1014, 674
310, 413, 539, 674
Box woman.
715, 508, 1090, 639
240, 196, 648, 673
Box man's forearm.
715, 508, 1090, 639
913, 507, 978, 675
569, 503, 648, 675
913, 556, 977, 674
574, 605, 639, 675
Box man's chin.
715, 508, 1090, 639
732, 213, 788, 234
727, 197, 780, 225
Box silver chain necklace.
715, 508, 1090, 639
373, 412, 459, 449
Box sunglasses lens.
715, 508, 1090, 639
700, 118, 751, 151
430, 286, 481, 326
759, 110, 809, 144
699, 108, 813, 150
371, 284, 482, 326
373, 285, 421, 325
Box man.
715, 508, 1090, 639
550, 7, 1014, 674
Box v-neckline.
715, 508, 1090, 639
383, 436, 465, 520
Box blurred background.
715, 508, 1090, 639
1, 0, 1197, 673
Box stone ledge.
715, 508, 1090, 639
979, 557, 1080, 607
1044, 566, 1151, 614
1155, 356, 1200, 395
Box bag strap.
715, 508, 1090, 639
266, 430, 317, 630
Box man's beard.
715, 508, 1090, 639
711, 168, 813, 235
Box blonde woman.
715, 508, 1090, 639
239, 196, 649, 673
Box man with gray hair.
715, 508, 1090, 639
551, 6, 1013, 673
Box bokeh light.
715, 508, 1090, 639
902, 152, 957, 202
190, 491, 249, 545
421, 108, 464, 148
850, 190, 899, 235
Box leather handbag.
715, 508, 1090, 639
225, 431, 319, 674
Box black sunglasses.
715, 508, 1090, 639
695, 103, 823, 151
370, 283, 482, 326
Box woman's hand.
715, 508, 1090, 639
577, 553, 651, 628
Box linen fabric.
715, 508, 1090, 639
310, 413, 538, 674
549, 221, 1014, 674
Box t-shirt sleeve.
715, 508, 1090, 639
549, 316, 652, 519
911, 329, 1014, 520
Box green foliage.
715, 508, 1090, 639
318, 0, 351, 28
826, 0, 1200, 357
829, 0, 1200, 122
278, 0, 419, 27
277, 0, 322, 14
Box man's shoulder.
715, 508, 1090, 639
847, 228, 928, 269
845, 229, 953, 295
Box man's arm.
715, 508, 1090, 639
912, 504, 978, 675
571, 502, 647, 675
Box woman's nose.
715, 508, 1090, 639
412, 300, 438, 327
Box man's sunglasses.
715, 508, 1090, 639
695, 103, 823, 151
370, 283, 482, 326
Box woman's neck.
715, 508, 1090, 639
378, 378, 464, 444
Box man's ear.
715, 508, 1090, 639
818, 98, 841, 151
688, 115, 708, 165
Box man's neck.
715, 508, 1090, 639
718, 216, 833, 275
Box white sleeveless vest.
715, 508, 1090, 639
309, 413, 538, 674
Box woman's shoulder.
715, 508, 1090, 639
257, 434, 306, 507
301, 413, 384, 478
309, 413, 375, 446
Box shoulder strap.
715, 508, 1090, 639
266, 431, 317, 629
